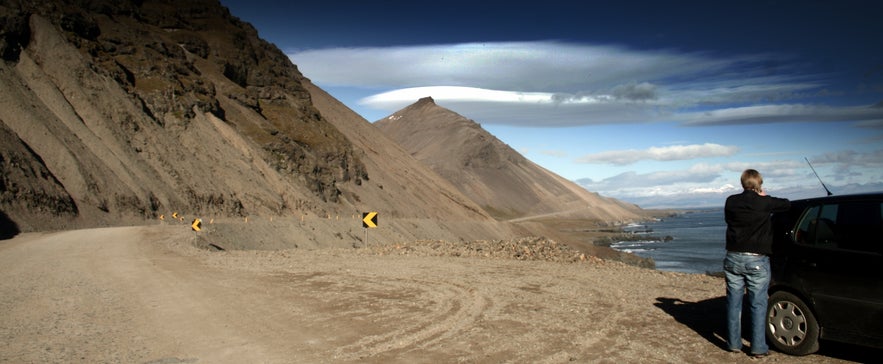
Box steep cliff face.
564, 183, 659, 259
0, 0, 368, 230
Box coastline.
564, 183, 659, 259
524, 211, 680, 270
604, 208, 728, 275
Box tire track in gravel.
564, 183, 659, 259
332, 278, 489, 361
266, 269, 492, 362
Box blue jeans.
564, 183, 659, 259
723, 252, 770, 354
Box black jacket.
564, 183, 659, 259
725, 190, 791, 255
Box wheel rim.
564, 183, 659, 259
768, 300, 808, 347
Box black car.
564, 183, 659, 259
766, 193, 883, 355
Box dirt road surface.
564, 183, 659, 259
0, 226, 877, 363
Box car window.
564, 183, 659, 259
795, 200, 882, 253
835, 201, 882, 253
795, 205, 837, 248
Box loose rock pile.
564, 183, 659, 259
363, 237, 603, 264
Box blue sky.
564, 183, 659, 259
221, 0, 883, 208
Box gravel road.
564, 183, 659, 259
0, 225, 877, 363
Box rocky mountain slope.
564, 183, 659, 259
375, 97, 644, 222
0, 0, 656, 262
0, 0, 516, 245
1, 0, 345, 228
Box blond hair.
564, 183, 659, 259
741, 169, 763, 193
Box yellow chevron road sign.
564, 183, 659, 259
362, 212, 378, 228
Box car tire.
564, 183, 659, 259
767, 291, 820, 355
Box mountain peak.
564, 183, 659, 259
416, 96, 435, 105
375, 101, 644, 221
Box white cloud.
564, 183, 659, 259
812, 149, 883, 167
680, 104, 883, 126
575, 143, 739, 165
359, 86, 613, 109
577, 165, 724, 191
291, 41, 723, 91
856, 119, 883, 128
612, 82, 658, 101
691, 184, 738, 194
289, 41, 883, 127
574, 151, 883, 208
576, 167, 734, 208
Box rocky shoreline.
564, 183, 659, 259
348, 235, 660, 270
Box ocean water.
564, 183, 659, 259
612, 208, 727, 274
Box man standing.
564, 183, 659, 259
724, 169, 790, 357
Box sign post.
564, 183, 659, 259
361, 212, 378, 246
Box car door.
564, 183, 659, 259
790, 199, 883, 345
